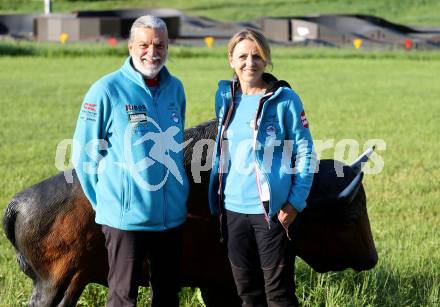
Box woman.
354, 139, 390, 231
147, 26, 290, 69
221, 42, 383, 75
208, 29, 315, 306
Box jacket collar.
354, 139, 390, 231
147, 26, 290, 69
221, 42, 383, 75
222, 73, 292, 101
121, 56, 171, 89
218, 73, 292, 131
261, 73, 291, 95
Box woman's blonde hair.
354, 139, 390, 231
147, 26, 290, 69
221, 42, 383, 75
227, 28, 272, 68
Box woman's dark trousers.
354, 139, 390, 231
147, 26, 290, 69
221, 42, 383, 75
226, 210, 299, 307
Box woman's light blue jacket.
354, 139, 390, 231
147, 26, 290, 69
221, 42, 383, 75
208, 74, 315, 218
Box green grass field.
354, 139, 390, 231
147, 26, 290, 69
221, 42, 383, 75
0, 45, 439, 306
1, 0, 440, 26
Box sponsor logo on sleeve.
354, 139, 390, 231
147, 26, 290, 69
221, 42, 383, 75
81, 102, 97, 122
83, 103, 96, 111
300, 110, 309, 128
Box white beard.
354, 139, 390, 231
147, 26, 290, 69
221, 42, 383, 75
132, 55, 167, 79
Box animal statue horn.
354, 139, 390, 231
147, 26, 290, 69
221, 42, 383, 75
335, 146, 376, 205
350, 146, 376, 175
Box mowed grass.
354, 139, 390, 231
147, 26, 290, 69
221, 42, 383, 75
0, 48, 439, 306
1, 0, 440, 26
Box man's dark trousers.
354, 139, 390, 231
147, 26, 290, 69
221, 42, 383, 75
226, 210, 299, 307
102, 224, 183, 307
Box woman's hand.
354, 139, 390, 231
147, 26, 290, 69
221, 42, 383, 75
278, 203, 298, 228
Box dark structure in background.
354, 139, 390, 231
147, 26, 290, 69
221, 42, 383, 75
34, 8, 181, 41
75, 8, 182, 39
0, 14, 38, 39
0, 9, 439, 48
35, 14, 121, 41
262, 14, 440, 49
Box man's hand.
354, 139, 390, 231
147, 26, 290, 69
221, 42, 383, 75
278, 203, 298, 228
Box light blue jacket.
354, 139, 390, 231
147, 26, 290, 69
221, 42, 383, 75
208, 74, 315, 218
73, 57, 189, 231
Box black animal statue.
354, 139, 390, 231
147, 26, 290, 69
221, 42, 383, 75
3, 119, 378, 306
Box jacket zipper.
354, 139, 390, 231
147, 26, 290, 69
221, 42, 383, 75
253, 94, 272, 228
148, 86, 168, 230
216, 82, 237, 241
156, 90, 168, 229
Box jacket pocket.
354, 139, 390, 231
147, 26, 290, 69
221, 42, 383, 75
121, 169, 131, 212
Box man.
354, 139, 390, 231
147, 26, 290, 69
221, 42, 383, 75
73, 16, 189, 307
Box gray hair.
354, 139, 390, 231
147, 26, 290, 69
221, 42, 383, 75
129, 15, 168, 42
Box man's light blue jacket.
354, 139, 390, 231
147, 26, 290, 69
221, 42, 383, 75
73, 57, 189, 231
